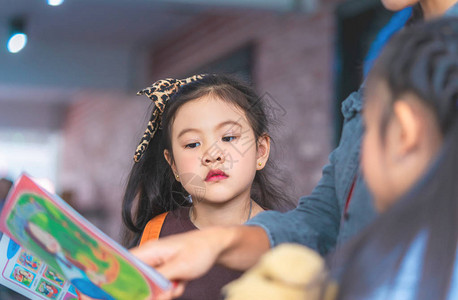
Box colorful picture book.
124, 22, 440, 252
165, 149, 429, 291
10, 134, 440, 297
0, 174, 171, 299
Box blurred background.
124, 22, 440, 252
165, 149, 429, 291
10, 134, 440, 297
0, 0, 393, 241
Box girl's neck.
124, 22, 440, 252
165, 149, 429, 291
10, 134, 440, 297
189, 193, 263, 229
419, 0, 456, 19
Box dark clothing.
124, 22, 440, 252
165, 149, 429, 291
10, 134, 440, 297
160, 206, 243, 300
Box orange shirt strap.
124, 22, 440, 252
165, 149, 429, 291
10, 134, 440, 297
139, 212, 169, 246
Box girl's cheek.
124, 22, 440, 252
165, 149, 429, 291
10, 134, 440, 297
178, 152, 200, 170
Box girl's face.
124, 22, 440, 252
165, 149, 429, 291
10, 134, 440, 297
165, 95, 269, 206
381, 0, 419, 11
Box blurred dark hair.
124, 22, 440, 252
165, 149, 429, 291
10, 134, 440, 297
331, 17, 458, 300
122, 74, 295, 247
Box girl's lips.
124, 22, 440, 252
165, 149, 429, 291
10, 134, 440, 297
205, 169, 228, 182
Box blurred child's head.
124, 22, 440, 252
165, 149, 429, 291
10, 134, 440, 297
362, 17, 458, 212
333, 19, 458, 300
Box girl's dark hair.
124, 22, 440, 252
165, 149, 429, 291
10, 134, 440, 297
331, 18, 458, 300
122, 74, 295, 247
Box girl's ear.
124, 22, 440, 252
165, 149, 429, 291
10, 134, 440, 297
392, 97, 422, 158
392, 94, 443, 161
164, 149, 179, 181
256, 134, 271, 170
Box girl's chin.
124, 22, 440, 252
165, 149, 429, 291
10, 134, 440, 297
192, 193, 235, 205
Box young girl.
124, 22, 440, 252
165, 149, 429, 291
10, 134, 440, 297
122, 74, 294, 299
332, 17, 458, 300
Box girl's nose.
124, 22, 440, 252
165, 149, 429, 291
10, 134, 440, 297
201, 145, 225, 165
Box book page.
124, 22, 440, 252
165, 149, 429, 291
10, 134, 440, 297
0, 174, 171, 300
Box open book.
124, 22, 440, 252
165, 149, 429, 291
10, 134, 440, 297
0, 174, 171, 300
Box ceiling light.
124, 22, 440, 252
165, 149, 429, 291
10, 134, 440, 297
7, 18, 27, 54
48, 0, 64, 6
7, 33, 27, 53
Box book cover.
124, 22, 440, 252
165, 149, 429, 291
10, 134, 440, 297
0, 174, 171, 299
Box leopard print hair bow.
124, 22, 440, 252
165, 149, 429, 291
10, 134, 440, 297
133, 74, 206, 162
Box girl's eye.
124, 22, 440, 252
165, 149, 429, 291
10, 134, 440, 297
222, 136, 237, 142
185, 142, 200, 149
